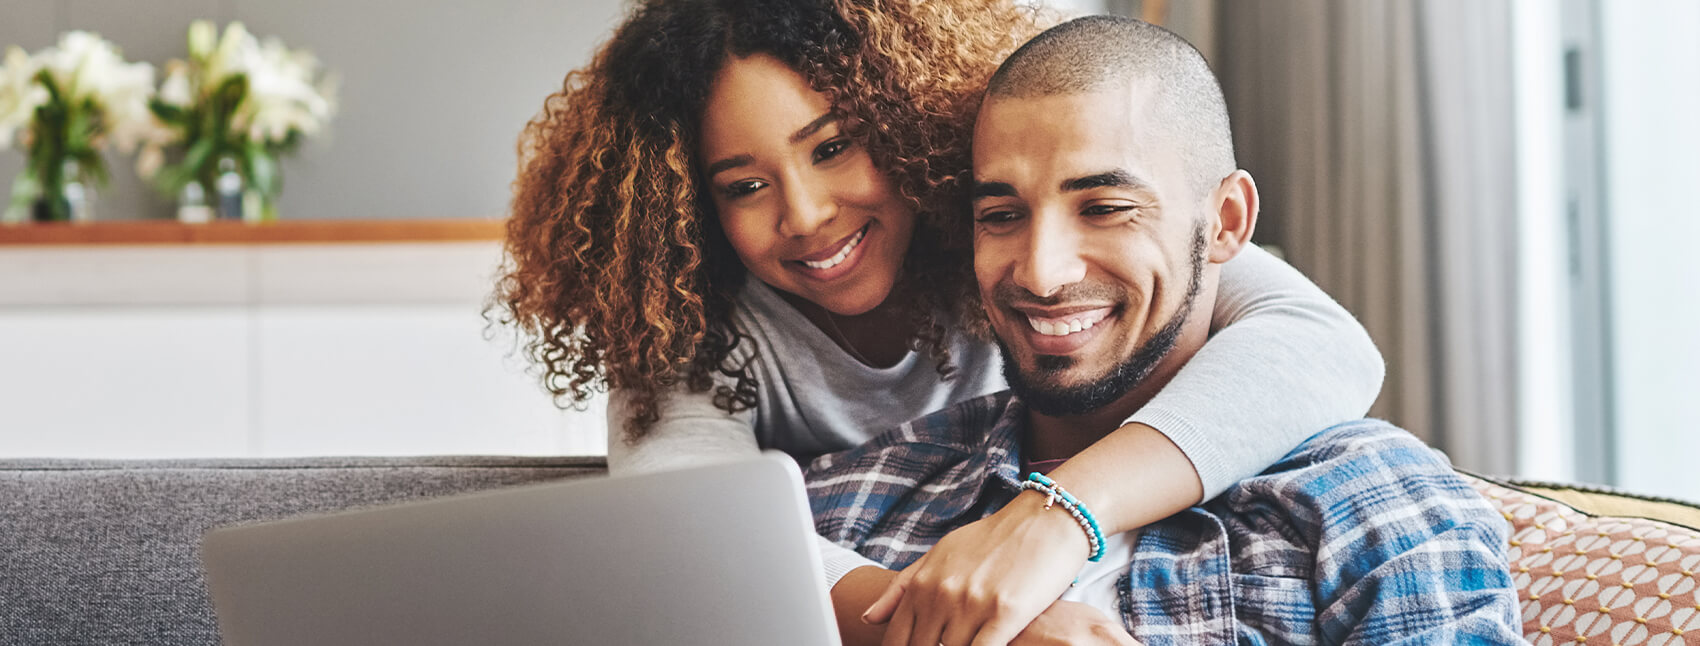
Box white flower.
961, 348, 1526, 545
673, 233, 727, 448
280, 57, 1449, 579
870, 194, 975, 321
188, 20, 217, 62
157, 60, 193, 107
43, 31, 119, 101
0, 46, 48, 150
230, 35, 334, 144
101, 61, 160, 154
203, 22, 257, 87
33, 31, 160, 153
152, 21, 335, 160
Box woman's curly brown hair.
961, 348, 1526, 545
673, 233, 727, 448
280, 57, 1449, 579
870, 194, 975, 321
491, 0, 1040, 442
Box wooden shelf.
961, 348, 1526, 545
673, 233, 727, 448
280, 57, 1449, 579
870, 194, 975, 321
0, 219, 507, 246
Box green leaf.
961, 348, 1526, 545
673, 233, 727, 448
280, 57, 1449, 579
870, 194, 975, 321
34, 70, 63, 105
213, 74, 248, 115
181, 136, 217, 182
65, 108, 94, 153
149, 100, 188, 125
245, 142, 281, 198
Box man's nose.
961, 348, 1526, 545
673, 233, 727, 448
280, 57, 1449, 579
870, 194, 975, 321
1012, 213, 1087, 297
777, 178, 836, 238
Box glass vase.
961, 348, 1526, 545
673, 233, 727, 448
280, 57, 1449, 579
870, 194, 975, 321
29, 161, 95, 223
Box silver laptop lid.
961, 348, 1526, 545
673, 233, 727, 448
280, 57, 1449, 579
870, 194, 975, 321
202, 452, 842, 646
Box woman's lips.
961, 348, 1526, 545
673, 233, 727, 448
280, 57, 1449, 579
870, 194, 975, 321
798, 224, 868, 268
790, 223, 872, 282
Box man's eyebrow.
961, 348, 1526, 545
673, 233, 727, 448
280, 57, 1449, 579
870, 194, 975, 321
704, 154, 754, 178
1061, 169, 1151, 193
971, 181, 1018, 200
788, 112, 841, 145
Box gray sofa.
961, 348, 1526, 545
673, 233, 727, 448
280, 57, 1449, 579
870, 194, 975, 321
11, 456, 1700, 646
0, 455, 607, 645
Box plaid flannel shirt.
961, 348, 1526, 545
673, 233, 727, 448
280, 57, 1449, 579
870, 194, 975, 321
805, 392, 1526, 645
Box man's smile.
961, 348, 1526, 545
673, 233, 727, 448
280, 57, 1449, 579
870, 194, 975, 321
1006, 304, 1121, 356
1023, 306, 1115, 336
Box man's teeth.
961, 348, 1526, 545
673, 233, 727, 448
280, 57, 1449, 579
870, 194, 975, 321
801, 227, 867, 270
1026, 312, 1108, 337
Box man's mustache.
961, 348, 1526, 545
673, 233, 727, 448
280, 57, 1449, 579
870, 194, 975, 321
991, 280, 1127, 310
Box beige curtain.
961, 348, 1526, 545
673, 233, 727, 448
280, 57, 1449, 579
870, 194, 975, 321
1215, 0, 1520, 473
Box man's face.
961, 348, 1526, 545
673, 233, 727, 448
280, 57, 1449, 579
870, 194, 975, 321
971, 87, 1209, 415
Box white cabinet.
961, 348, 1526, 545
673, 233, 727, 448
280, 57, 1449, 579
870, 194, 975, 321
0, 241, 607, 459
252, 304, 598, 457
0, 307, 252, 458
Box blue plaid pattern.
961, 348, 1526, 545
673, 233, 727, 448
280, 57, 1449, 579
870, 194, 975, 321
805, 392, 1526, 645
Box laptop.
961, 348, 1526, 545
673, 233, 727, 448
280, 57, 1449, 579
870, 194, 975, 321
201, 452, 843, 646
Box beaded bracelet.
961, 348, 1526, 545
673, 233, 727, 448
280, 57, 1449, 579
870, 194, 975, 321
1022, 473, 1108, 562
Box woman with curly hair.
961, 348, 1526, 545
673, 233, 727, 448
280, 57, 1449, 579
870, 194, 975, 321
493, 0, 1384, 643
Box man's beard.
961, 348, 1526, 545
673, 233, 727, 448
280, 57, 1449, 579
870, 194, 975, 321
997, 221, 1209, 417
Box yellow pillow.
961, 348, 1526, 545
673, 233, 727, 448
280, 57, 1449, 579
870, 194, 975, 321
1512, 483, 1700, 533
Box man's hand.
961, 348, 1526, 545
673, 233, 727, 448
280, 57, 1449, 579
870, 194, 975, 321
864, 490, 1090, 646
1011, 600, 1142, 646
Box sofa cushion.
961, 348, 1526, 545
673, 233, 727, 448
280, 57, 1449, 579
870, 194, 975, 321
0, 456, 605, 646
1464, 474, 1700, 645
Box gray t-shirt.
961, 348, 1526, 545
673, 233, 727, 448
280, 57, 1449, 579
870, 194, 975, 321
722, 278, 1007, 459
607, 243, 1384, 586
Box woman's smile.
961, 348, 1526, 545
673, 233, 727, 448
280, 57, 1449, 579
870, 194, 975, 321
791, 222, 872, 279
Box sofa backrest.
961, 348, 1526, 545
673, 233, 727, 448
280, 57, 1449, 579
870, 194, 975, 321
0, 456, 605, 646
7, 457, 1696, 645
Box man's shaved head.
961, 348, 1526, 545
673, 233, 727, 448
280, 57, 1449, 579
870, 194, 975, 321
985, 15, 1234, 200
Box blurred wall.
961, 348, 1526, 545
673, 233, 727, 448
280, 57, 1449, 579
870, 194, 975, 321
0, 0, 627, 220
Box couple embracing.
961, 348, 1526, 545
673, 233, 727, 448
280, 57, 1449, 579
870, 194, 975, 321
495, 2, 1523, 644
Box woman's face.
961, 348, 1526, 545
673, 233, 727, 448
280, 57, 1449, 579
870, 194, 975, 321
699, 53, 916, 317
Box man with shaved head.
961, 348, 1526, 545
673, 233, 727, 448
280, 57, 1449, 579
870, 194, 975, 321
805, 15, 1523, 645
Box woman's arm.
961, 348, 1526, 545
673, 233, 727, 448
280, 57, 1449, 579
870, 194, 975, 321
604, 384, 761, 476
1049, 243, 1385, 533
605, 384, 888, 641
866, 244, 1385, 645
1119, 243, 1385, 500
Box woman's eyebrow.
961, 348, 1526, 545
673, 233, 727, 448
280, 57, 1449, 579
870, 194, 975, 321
705, 113, 842, 177
788, 113, 841, 145
705, 154, 754, 178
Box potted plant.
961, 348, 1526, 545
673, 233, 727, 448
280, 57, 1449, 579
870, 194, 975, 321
141, 21, 335, 223
0, 33, 158, 223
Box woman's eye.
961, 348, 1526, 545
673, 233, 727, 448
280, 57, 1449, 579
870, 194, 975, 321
725, 180, 767, 198
812, 138, 852, 163
975, 210, 1020, 225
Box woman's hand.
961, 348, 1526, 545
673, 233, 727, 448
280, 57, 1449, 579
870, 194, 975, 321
864, 490, 1091, 646
1011, 600, 1142, 646
834, 566, 899, 646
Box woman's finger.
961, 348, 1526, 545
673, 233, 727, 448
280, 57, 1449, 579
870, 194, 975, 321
864, 556, 923, 624
880, 595, 917, 646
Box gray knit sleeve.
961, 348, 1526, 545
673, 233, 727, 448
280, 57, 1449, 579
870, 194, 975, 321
1125, 244, 1385, 499
606, 376, 883, 589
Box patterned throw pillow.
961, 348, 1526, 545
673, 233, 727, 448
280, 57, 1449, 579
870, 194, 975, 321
1464, 476, 1700, 645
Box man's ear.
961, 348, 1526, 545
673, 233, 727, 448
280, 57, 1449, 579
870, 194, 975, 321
1206, 169, 1259, 264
